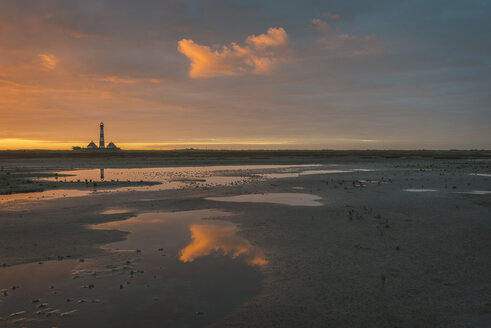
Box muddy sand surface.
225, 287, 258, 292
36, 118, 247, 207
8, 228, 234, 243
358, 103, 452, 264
0, 156, 490, 327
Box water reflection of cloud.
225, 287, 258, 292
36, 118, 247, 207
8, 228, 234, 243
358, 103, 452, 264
179, 224, 268, 267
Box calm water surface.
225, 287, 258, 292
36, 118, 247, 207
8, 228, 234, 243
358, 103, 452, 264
0, 209, 266, 327
207, 193, 323, 206
1, 164, 324, 205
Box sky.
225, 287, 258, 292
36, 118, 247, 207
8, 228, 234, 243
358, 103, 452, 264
0, 0, 490, 150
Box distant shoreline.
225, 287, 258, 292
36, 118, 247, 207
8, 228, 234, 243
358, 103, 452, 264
1, 149, 490, 160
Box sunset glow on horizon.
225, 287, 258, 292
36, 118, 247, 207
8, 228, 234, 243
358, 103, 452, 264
0, 137, 300, 150
0, 1, 489, 150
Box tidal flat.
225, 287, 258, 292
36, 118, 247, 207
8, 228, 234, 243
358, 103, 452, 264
0, 150, 490, 327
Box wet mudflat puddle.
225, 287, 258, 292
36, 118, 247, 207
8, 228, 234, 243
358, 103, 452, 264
0, 189, 95, 204
0, 210, 266, 327
42, 165, 322, 186
460, 190, 491, 195
469, 173, 491, 177
1, 164, 322, 206
100, 209, 134, 215
404, 189, 491, 195
1, 164, 374, 206
207, 193, 323, 206
262, 169, 363, 179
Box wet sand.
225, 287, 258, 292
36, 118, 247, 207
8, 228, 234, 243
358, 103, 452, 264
1, 155, 490, 327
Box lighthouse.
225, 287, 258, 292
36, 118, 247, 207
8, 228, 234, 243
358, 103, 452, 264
99, 122, 105, 148
81, 122, 120, 150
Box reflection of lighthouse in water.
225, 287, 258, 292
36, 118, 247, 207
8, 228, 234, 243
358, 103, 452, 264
100, 168, 104, 181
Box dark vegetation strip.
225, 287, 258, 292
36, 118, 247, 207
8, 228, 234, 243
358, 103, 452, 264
1, 149, 490, 160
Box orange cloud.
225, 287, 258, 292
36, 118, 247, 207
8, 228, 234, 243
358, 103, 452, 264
98, 76, 162, 84
38, 54, 58, 69
245, 27, 288, 49
177, 27, 290, 78
179, 224, 268, 267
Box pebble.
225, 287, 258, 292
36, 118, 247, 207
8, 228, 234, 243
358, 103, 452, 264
60, 309, 78, 317
9, 311, 26, 317
45, 309, 61, 317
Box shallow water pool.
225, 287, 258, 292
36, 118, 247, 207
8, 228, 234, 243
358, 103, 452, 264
207, 192, 323, 206
0, 209, 266, 327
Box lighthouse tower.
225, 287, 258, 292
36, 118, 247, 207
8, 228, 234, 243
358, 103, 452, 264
99, 122, 105, 149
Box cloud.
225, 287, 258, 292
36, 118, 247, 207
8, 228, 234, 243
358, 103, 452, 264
38, 54, 58, 69
322, 12, 341, 20
0, 1, 489, 150
312, 19, 384, 57
312, 18, 332, 35
245, 27, 289, 49
177, 27, 290, 78
97, 76, 162, 84
323, 34, 384, 57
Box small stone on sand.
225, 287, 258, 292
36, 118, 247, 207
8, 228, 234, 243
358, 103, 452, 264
9, 311, 26, 317
60, 309, 78, 317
